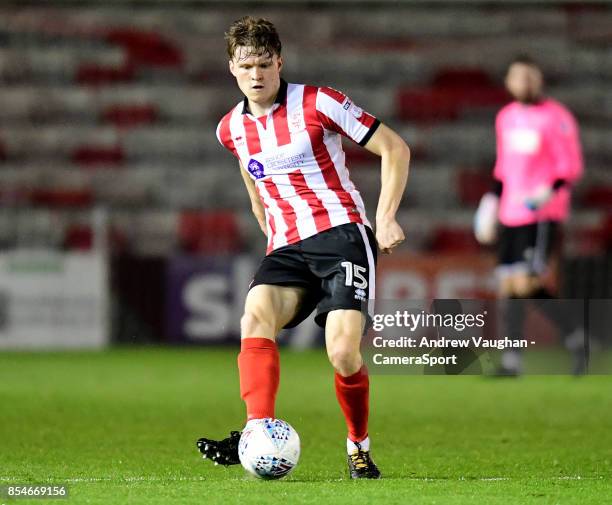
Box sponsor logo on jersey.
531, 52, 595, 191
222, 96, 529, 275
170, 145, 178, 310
505, 128, 541, 154
264, 151, 306, 172
247, 159, 265, 179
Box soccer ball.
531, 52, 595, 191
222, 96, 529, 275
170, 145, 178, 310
238, 418, 300, 480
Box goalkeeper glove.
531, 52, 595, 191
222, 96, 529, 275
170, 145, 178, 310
524, 185, 553, 211
473, 193, 499, 245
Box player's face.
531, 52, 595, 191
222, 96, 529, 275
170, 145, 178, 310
505, 63, 543, 103
229, 47, 283, 108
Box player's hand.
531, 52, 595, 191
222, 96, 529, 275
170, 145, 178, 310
375, 217, 405, 254
524, 185, 553, 211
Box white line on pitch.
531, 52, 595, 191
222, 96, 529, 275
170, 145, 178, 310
0, 475, 606, 483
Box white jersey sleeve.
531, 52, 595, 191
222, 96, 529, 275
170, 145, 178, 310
315, 86, 380, 146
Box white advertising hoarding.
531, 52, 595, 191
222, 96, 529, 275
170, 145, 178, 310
0, 251, 108, 349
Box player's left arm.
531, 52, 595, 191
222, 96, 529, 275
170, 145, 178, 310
239, 161, 267, 237
315, 87, 409, 253
362, 123, 410, 254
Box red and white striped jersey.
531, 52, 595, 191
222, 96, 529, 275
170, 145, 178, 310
216, 79, 380, 254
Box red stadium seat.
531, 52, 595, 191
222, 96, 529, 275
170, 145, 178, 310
397, 67, 508, 123
428, 226, 480, 253
63, 224, 94, 250
102, 104, 158, 129
63, 224, 128, 252
178, 211, 243, 254
581, 185, 612, 210
457, 169, 492, 206
77, 29, 182, 85
432, 68, 494, 89
397, 88, 456, 122
75, 63, 135, 85
105, 28, 183, 68
72, 145, 125, 167
30, 188, 93, 208
571, 223, 610, 255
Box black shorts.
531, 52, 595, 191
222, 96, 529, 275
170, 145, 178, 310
250, 223, 378, 328
498, 221, 560, 275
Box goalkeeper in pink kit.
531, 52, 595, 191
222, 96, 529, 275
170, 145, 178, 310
474, 55, 584, 375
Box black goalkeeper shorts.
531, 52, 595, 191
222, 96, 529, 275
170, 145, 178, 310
250, 223, 378, 328
498, 220, 560, 275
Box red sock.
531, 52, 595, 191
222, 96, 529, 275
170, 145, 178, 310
335, 365, 369, 442
237, 337, 279, 421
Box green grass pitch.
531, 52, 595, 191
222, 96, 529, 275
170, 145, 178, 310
1, 348, 610, 504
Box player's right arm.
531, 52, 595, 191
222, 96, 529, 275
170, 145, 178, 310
474, 111, 503, 244
216, 115, 268, 237
239, 161, 267, 237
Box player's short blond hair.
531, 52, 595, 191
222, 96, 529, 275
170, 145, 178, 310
225, 16, 282, 60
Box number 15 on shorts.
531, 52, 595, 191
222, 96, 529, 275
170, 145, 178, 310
341, 261, 368, 289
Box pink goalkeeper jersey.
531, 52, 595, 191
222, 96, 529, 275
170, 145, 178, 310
217, 79, 379, 254
493, 98, 583, 226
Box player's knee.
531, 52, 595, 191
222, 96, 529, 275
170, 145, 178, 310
498, 275, 515, 298
327, 345, 361, 376
240, 308, 276, 338
512, 275, 537, 298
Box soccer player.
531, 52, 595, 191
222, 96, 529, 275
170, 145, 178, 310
474, 55, 583, 375
196, 16, 410, 479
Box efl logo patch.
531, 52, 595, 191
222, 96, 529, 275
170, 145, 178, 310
343, 99, 352, 110
350, 104, 363, 119
247, 159, 265, 179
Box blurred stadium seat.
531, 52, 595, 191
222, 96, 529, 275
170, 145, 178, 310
178, 210, 242, 254
397, 68, 508, 123
101, 103, 158, 128
428, 226, 480, 253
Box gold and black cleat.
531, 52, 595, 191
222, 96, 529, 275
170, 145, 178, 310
347, 443, 381, 479
196, 430, 241, 466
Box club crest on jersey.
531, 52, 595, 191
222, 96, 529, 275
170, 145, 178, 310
247, 159, 265, 179
288, 110, 306, 133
